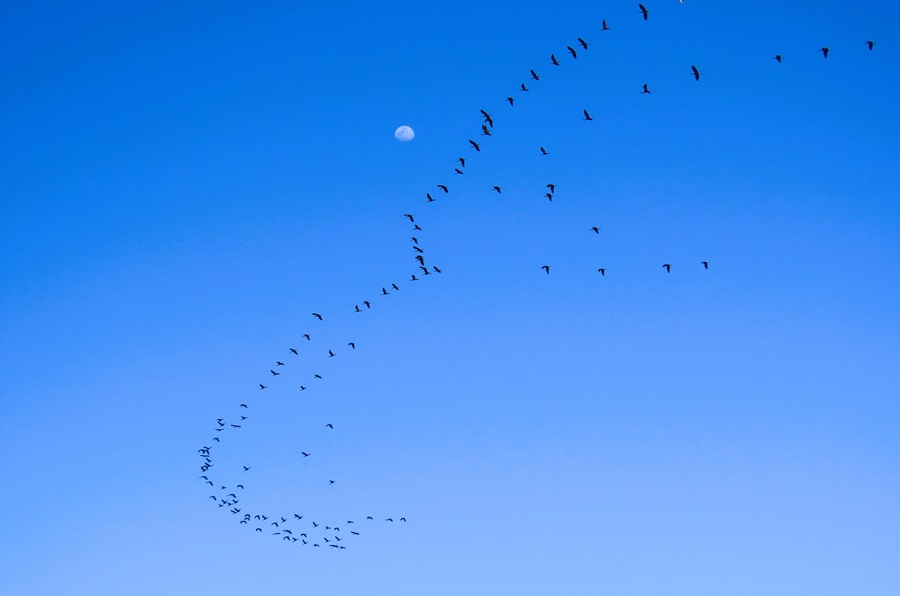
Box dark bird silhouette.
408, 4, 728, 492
329, 480, 335, 484
492, 186, 502, 193
230, 424, 241, 428
481, 124, 492, 136
567, 46, 577, 58
400, 518, 407, 522
866, 40, 875, 50
542, 265, 550, 274
325, 423, 333, 429
299, 385, 306, 391
302, 452, 310, 457
455, 167, 464, 175
328, 349, 335, 357
355, 304, 361, 312
243, 466, 251, 471
415, 255, 425, 265
312, 313, 323, 320
381, 287, 389, 296
540, 146, 549, 155
639, 3, 649, 20
663, 263, 671, 273
426, 192, 435, 202
598, 268, 606, 276
437, 184, 449, 193
351, 531, 360, 535
530, 69, 540, 80
521, 83, 529, 92
289, 348, 298, 355
363, 300, 371, 309
386, 518, 394, 522
480, 109, 493, 127
457, 157, 466, 167
773, 54, 782, 63
602, 19, 610, 31
578, 37, 588, 49
314, 374, 322, 379
642, 83, 652, 94
591, 226, 600, 234
404, 213, 415, 222
507, 97, 514, 106
545, 193, 553, 202
411, 274, 419, 281
433, 266, 442, 273
414, 224, 422, 230
276, 361, 284, 366
348, 342, 356, 349
691, 65, 701, 81
583, 109, 592, 121
303, 334, 311, 341
270, 370, 280, 376
547, 183, 555, 193
259, 384, 267, 390
820, 47, 829, 59
551, 53, 560, 66
701, 261, 709, 269
411, 236, 418, 244
240, 404, 247, 408
469, 140, 481, 151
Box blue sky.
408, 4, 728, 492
1, 1, 899, 594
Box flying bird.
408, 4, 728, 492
348, 342, 356, 349
426, 193, 435, 202
820, 47, 829, 58
506, 97, 514, 106
437, 184, 449, 193
355, 304, 361, 312
363, 300, 370, 309
530, 69, 540, 80
578, 37, 588, 49
583, 109, 592, 121
404, 213, 415, 222
540, 146, 549, 155
597, 268, 606, 276
457, 157, 466, 167
433, 266, 442, 273
455, 167, 464, 175
303, 334, 311, 341
312, 312, 323, 320
289, 348, 298, 355
642, 83, 652, 94
691, 65, 701, 81
480, 109, 493, 127
381, 287, 389, 295
469, 140, 481, 151
547, 183, 555, 193
773, 54, 782, 63
545, 193, 554, 202
270, 369, 280, 376
591, 226, 600, 234
551, 54, 560, 66
276, 361, 284, 366
701, 261, 709, 269
259, 384, 267, 390
326, 424, 334, 429
866, 40, 874, 50
639, 3, 649, 20
663, 263, 671, 273
328, 349, 335, 357
243, 466, 251, 471
481, 124, 492, 136
302, 452, 310, 457
542, 265, 550, 274
601, 19, 610, 31
521, 83, 529, 92
492, 186, 502, 193
568, 46, 578, 59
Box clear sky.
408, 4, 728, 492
1, 1, 899, 594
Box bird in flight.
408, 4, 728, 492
866, 40, 875, 50
240, 403, 247, 408
591, 226, 600, 234
302, 452, 310, 457
363, 300, 371, 309
642, 83, 652, 94
545, 193, 554, 202
270, 369, 280, 376
547, 183, 555, 193
480, 109, 493, 127
328, 349, 335, 358
601, 19, 610, 31
663, 263, 671, 273
481, 124, 492, 137
597, 268, 606, 276
540, 146, 549, 155
326, 423, 334, 429
530, 69, 540, 80
312, 313, 323, 321
551, 54, 560, 66
578, 37, 588, 49
259, 384, 267, 390
506, 97, 514, 106
542, 265, 551, 274
820, 47, 829, 58
469, 140, 481, 151
521, 83, 529, 92
404, 213, 415, 222
455, 167, 464, 175
437, 184, 449, 193
567, 46, 577, 59
348, 342, 356, 349
275, 361, 284, 366
381, 287, 390, 296
289, 348, 298, 355
583, 109, 593, 121
426, 193, 435, 202
303, 334, 311, 341
492, 186, 502, 193
457, 157, 465, 167
701, 261, 709, 269
691, 65, 701, 81
639, 3, 650, 20
243, 466, 251, 471
773, 54, 782, 63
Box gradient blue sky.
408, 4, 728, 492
2, 1, 899, 594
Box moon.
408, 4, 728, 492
394, 125, 415, 142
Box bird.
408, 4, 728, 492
325, 423, 333, 429
302, 452, 310, 457
457, 157, 466, 167
348, 342, 356, 349
663, 263, 671, 273
506, 97, 514, 106
469, 140, 481, 151
598, 268, 606, 276
259, 384, 267, 390
820, 47, 829, 59
351, 531, 360, 536
583, 109, 592, 121
437, 184, 449, 193
312, 313, 323, 320
567, 46, 577, 58
773, 54, 782, 63
639, 3, 649, 20
433, 266, 442, 273
240, 404, 247, 408
329, 480, 335, 484
243, 466, 251, 471
270, 369, 280, 376
363, 300, 370, 309
642, 83, 652, 94
299, 385, 306, 391
411, 274, 419, 281
701, 261, 709, 269
547, 183, 555, 193
303, 334, 311, 341
381, 287, 389, 295
492, 186, 502, 193
542, 265, 550, 274
230, 424, 241, 428
691, 65, 701, 81
385, 518, 394, 522
530, 69, 540, 80
455, 167, 464, 175
400, 518, 407, 522
275, 361, 284, 366
591, 226, 600, 234
866, 40, 875, 50
328, 349, 335, 357
521, 83, 529, 92
411, 236, 418, 244
551, 54, 560, 66
313, 374, 322, 379
601, 19, 610, 31
355, 304, 361, 312
404, 213, 415, 222
426, 193, 435, 202
540, 146, 549, 155
480, 109, 493, 127
578, 37, 588, 49
545, 193, 554, 202
481, 124, 491, 136
289, 348, 298, 355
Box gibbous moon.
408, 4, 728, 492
394, 125, 415, 142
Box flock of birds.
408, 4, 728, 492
196, 2, 879, 551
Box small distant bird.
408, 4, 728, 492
325, 424, 333, 429
551, 54, 560, 66
457, 157, 466, 167
773, 54, 782, 63
455, 167, 464, 175
385, 518, 394, 522
602, 19, 610, 31
240, 404, 247, 408
243, 466, 250, 471
591, 226, 600, 234
567, 46, 577, 58
303, 334, 311, 341
691, 65, 701, 81
299, 386, 306, 391
583, 109, 592, 121
270, 369, 280, 376
433, 266, 442, 273
363, 300, 370, 309
531, 69, 540, 80
547, 183, 555, 193
437, 184, 449, 193
540, 146, 549, 155
276, 361, 284, 366
259, 384, 267, 390
578, 37, 588, 49
506, 97, 514, 106
426, 193, 435, 202
354, 304, 361, 312
492, 186, 502, 193
312, 313, 323, 320
820, 47, 829, 59
348, 342, 356, 349
289, 348, 298, 355
329, 480, 335, 484
404, 213, 415, 222
701, 261, 709, 269
314, 374, 322, 379
642, 83, 652, 94
545, 193, 553, 201
328, 349, 335, 357
381, 287, 389, 295
639, 3, 650, 20
663, 263, 671, 273
469, 140, 481, 151
542, 265, 551, 274
481, 124, 492, 136
411, 274, 418, 281
598, 268, 606, 276
302, 452, 310, 457
866, 40, 874, 50
521, 83, 529, 92
480, 109, 493, 127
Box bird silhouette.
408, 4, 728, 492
469, 140, 481, 151
312, 313, 323, 320
545, 193, 554, 202
820, 47, 829, 58
567, 46, 577, 58
426, 192, 435, 202
480, 109, 493, 127
598, 268, 606, 276
329, 480, 335, 484
240, 404, 247, 408
701, 261, 709, 269
663, 263, 671, 273
433, 266, 442, 273
506, 97, 514, 106
326, 424, 333, 429
691, 65, 701, 81
547, 183, 556, 193
492, 186, 502, 193
355, 304, 361, 312
601, 19, 610, 31
302, 452, 310, 457
481, 124, 492, 136
773, 54, 783, 63
363, 301, 370, 309
540, 146, 549, 155
642, 83, 652, 94
404, 213, 415, 222
348, 342, 356, 349
259, 384, 267, 390
381, 287, 389, 296
591, 226, 600, 234
437, 184, 449, 193
270, 370, 280, 376
276, 361, 284, 366
243, 466, 251, 471
578, 37, 588, 49
530, 69, 540, 80
542, 265, 551, 274
289, 348, 298, 355
314, 374, 322, 379
866, 40, 874, 50
551, 54, 560, 66
583, 109, 593, 121
328, 349, 335, 357
521, 83, 529, 92
455, 167, 464, 174
639, 3, 650, 20
411, 274, 419, 281
303, 334, 311, 341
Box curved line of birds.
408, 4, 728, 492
197, 2, 879, 551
